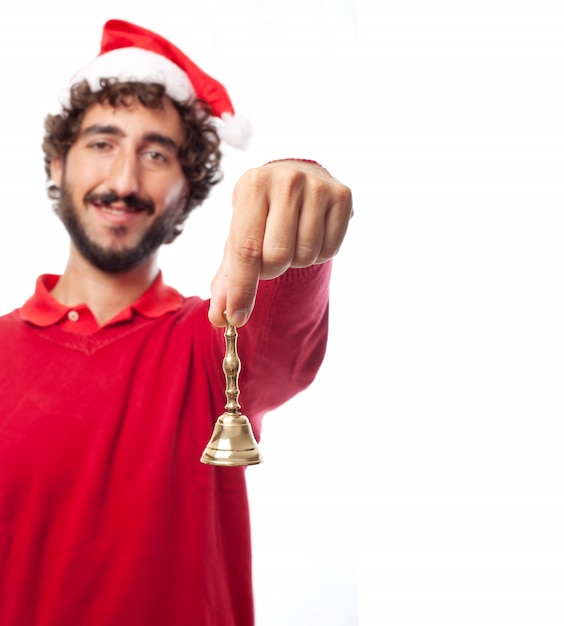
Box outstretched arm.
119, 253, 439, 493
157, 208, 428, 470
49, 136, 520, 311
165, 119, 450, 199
208, 159, 353, 327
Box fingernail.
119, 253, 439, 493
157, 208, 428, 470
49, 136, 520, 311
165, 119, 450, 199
230, 310, 248, 327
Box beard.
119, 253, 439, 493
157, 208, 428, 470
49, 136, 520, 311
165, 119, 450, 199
56, 183, 184, 273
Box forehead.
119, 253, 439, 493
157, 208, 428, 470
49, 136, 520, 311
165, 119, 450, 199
78, 97, 184, 143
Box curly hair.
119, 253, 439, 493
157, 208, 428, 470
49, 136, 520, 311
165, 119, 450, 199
42, 79, 223, 241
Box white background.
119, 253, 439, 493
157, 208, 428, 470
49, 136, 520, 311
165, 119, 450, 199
0, 1, 563, 625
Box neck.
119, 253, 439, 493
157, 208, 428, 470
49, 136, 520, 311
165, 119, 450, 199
51, 245, 160, 326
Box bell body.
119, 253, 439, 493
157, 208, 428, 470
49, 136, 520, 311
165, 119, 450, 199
200, 412, 263, 466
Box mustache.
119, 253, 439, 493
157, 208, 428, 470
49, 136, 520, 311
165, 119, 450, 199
84, 191, 155, 215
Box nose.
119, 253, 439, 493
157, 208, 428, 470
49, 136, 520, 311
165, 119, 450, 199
106, 148, 140, 197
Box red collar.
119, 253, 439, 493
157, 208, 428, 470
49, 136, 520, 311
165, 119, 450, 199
19, 272, 184, 329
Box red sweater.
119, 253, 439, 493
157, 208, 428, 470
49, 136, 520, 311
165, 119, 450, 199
0, 264, 331, 626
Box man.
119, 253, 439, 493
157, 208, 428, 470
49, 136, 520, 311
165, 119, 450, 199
0, 20, 352, 626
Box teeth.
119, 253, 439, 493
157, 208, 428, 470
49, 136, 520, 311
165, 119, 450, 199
101, 206, 127, 215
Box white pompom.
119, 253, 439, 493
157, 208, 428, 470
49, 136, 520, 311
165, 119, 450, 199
218, 113, 253, 150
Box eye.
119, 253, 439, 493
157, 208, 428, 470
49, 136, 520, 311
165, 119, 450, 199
88, 140, 112, 152
144, 150, 168, 163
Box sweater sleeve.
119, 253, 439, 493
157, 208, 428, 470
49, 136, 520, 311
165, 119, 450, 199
235, 261, 332, 432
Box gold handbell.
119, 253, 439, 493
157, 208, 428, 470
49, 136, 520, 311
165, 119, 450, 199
200, 316, 263, 467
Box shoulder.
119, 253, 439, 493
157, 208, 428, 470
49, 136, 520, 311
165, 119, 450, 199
0, 310, 26, 332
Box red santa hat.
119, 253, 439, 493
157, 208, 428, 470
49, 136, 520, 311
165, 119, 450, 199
65, 19, 252, 149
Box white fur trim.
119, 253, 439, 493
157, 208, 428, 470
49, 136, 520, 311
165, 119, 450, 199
219, 113, 253, 150
63, 47, 195, 105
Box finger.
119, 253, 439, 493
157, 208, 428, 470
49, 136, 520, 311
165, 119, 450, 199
261, 175, 350, 270
258, 165, 313, 276
316, 184, 354, 262
286, 178, 330, 268
208, 243, 229, 327
259, 198, 299, 278
316, 193, 353, 263
225, 177, 269, 327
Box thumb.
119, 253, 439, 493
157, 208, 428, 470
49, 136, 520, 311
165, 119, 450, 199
208, 244, 229, 327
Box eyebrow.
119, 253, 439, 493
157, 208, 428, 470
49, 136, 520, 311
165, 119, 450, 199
143, 132, 178, 152
82, 124, 125, 138
81, 125, 179, 152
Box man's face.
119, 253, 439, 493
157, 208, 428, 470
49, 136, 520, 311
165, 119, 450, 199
50, 97, 189, 273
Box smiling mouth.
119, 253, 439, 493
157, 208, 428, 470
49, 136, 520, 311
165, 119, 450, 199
85, 192, 155, 215
95, 202, 142, 215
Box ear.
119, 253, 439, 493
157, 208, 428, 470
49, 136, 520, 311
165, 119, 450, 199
50, 157, 63, 188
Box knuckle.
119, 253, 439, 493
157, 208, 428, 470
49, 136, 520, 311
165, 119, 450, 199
293, 244, 318, 268
231, 177, 249, 207
266, 167, 306, 198
317, 247, 337, 264
262, 244, 292, 270
235, 236, 263, 263
284, 172, 308, 199
308, 177, 330, 200
334, 183, 353, 213
233, 167, 269, 202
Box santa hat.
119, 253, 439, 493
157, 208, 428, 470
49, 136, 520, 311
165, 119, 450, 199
64, 19, 252, 149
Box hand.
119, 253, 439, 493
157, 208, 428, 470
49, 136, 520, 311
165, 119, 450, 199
208, 160, 353, 327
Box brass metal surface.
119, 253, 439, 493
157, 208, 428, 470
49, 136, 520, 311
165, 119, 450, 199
200, 316, 263, 466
